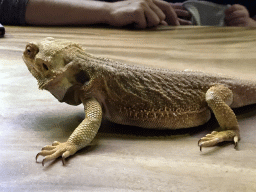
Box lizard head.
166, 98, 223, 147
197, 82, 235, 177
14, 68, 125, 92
23, 37, 88, 103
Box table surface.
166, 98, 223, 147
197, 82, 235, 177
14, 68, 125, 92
1, 26, 256, 192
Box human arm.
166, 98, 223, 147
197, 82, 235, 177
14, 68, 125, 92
225, 4, 256, 27
25, 0, 180, 28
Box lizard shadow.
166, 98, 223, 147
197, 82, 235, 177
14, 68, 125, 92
98, 117, 218, 140
104, 103, 252, 157
97, 104, 256, 156
23, 110, 85, 140
98, 104, 256, 139
233, 103, 256, 118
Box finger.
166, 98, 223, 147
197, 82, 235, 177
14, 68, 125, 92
144, 7, 162, 27
175, 9, 191, 18
133, 8, 147, 29
154, 0, 180, 26
178, 18, 192, 25
226, 17, 247, 26
134, 1, 162, 28
148, 1, 166, 21
171, 2, 191, 17
170, 3, 184, 8
160, 20, 168, 26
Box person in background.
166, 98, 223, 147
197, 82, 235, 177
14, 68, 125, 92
0, 0, 190, 28
0, 0, 255, 28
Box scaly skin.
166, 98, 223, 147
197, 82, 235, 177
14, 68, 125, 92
23, 37, 256, 166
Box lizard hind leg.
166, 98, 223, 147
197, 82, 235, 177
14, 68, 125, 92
198, 84, 240, 151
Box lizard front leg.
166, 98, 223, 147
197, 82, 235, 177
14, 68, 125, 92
36, 98, 102, 166
198, 84, 240, 151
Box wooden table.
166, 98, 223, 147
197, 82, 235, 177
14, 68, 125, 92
1, 26, 256, 191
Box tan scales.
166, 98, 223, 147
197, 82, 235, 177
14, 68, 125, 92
22, 37, 256, 166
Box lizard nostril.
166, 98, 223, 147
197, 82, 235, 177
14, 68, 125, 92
42, 63, 49, 71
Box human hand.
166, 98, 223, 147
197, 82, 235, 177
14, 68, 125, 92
225, 4, 256, 27
107, 0, 180, 29
171, 3, 192, 25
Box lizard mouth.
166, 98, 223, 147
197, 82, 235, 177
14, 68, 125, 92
23, 55, 41, 79
22, 55, 50, 89
23, 53, 70, 91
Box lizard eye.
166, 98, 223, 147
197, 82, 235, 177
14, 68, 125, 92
42, 63, 49, 71
24, 43, 39, 58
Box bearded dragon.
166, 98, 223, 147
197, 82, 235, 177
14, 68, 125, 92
23, 37, 256, 166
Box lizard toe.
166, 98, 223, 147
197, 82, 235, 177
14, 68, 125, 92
42, 150, 63, 166
42, 145, 56, 150
36, 149, 57, 162
36, 141, 79, 166
52, 141, 61, 146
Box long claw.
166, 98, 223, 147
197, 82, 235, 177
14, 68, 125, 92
62, 157, 66, 165
42, 159, 45, 166
198, 139, 201, 146
36, 153, 41, 162
234, 136, 239, 149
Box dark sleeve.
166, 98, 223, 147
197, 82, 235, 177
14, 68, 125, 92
246, 3, 256, 17
0, 0, 29, 25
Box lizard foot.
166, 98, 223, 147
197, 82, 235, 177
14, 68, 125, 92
198, 130, 240, 151
36, 141, 78, 166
